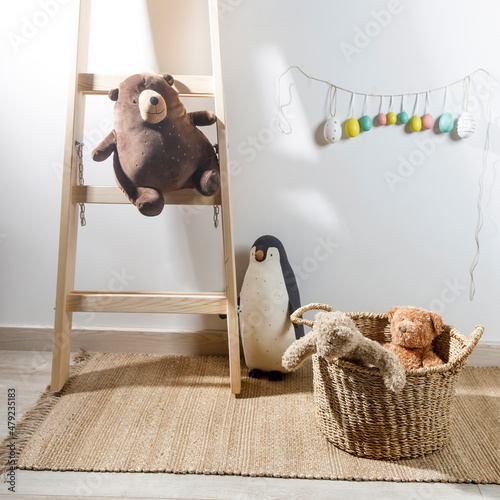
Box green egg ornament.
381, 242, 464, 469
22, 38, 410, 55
438, 112, 453, 133
359, 115, 372, 131
398, 111, 409, 124
410, 115, 422, 132
387, 112, 397, 124
345, 117, 360, 137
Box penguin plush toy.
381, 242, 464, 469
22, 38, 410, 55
239, 235, 304, 381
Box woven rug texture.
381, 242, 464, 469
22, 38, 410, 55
0, 350, 499, 483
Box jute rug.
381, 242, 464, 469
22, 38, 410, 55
1, 349, 499, 483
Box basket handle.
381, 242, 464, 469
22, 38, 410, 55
290, 303, 334, 328
454, 325, 484, 367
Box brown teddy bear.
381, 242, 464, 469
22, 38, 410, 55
92, 73, 220, 216
384, 306, 445, 369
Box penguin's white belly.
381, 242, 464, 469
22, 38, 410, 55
240, 266, 296, 373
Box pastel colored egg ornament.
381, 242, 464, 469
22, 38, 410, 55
438, 112, 454, 133
359, 115, 373, 131
324, 116, 342, 143
422, 113, 434, 130
387, 111, 397, 124
410, 115, 422, 132
345, 117, 360, 138
398, 111, 409, 124
377, 113, 387, 126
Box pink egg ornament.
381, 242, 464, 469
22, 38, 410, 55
377, 113, 387, 126
422, 113, 434, 130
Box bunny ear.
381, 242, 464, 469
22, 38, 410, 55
429, 311, 444, 336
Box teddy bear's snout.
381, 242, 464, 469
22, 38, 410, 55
139, 89, 167, 124
400, 326, 407, 333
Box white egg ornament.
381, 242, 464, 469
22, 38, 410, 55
457, 112, 476, 138
324, 117, 342, 143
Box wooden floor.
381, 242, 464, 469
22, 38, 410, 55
0, 350, 498, 500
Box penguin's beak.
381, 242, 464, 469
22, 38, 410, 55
255, 250, 265, 262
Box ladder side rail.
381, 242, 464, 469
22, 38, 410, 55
51, 0, 92, 392
209, 0, 241, 394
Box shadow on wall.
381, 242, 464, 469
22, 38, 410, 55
145, 0, 212, 75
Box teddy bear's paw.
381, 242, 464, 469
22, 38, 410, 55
198, 169, 221, 196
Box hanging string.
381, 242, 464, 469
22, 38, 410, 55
348, 92, 356, 117
464, 76, 471, 112
362, 94, 368, 116
469, 72, 494, 300
424, 91, 430, 114
379, 95, 384, 114
327, 85, 338, 118
413, 93, 419, 115
443, 85, 448, 109
389, 95, 394, 113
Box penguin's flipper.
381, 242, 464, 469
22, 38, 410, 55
289, 300, 305, 340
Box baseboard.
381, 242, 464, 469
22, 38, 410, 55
0, 325, 498, 365
0, 325, 230, 356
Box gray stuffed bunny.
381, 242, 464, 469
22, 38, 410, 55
282, 308, 406, 394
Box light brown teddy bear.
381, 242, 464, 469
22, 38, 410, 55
384, 306, 445, 369
282, 310, 406, 393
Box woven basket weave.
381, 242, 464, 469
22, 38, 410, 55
290, 303, 484, 461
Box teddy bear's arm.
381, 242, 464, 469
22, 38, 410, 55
91, 130, 117, 162
281, 331, 318, 371
422, 351, 444, 367
188, 111, 217, 127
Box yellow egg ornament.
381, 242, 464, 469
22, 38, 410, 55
345, 117, 360, 138
410, 115, 422, 132
387, 111, 397, 124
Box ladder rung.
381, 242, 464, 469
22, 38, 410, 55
79, 73, 215, 97
72, 186, 221, 206
67, 291, 228, 314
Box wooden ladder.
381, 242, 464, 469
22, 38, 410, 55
50, 0, 241, 394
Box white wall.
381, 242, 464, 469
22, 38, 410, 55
1, 0, 499, 343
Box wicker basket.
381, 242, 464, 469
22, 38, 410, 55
290, 303, 484, 460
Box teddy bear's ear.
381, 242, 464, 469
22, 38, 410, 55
162, 74, 175, 86
108, 88, 119, 101
429, 312, 443, 336
388, 306, 398, 322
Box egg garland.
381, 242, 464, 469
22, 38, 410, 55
307, 71, 488, 144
